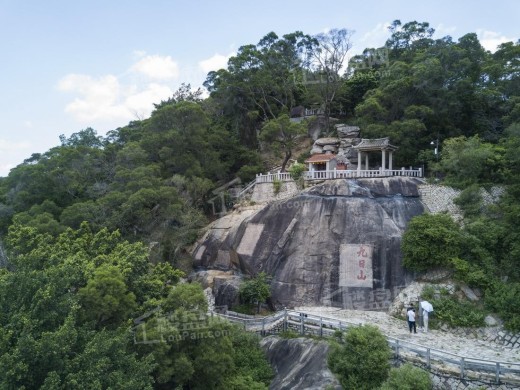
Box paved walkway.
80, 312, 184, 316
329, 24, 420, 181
295, 306, 520, 364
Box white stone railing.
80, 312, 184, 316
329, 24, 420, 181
305, 168, 423, 180
255, 172, 293, 183
256, 168, 423, 183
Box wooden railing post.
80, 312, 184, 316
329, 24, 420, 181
495, 362, 500, 384
460, 357, 465, 378
426, 348, 430, 368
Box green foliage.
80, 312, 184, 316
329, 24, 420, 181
380, 363, 432, 390
485, 282, 520, 332
278, 329, 300, 339
421, 285, 486, 328
288, 162, 306, 189
0, 223, 159, 388
454, 184, 484, 219
227, 330, 273, 386
239, 272, 271, 313
450, 257, 491, 289
328, 325, 391, 390
402, 213, 463, 272
258, 114, 308, 172
78, 265, 137, 328
237, 164, 263, 183
439, 136, 506, 188
1, 24, 520, 388
272, 178, 282, 194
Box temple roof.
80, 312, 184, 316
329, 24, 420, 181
352, 137, 398, 151
305, 153, 337, 163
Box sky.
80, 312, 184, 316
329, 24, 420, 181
0, 0, 518, 177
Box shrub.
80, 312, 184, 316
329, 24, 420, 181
272, 179, 282, 194
402, 213, 463, 272
485, 281, 520, 332
422, 286, 486, 328
328, 325, 391, 390
288, 162, 306, 180
380, 363, 432, 390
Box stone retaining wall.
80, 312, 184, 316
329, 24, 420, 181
250, 181, 300, 204
418, 184, 463, 220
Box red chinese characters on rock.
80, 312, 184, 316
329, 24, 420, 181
356, 246, 368, 280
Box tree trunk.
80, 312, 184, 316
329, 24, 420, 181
280, 150, 292, 172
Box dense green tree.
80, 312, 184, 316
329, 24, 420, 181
438, 136, 506, 188
402, 213, 463, 272
328, 325, 391, 390
380, 363, 432, 390
258, 114, 308, 171
239, 272, 271, 313
204, 31, 315, 146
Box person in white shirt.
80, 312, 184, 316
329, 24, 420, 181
407, 307, 417, 334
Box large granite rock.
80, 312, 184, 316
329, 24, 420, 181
261, 336, 341, 390
193, 178, 424, 310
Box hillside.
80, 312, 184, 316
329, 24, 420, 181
0, 20, 519, 389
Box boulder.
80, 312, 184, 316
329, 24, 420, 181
213, 276, 242, 308
261, 336, 341, 390
193, 177, 424, 310
322, 145, 337, 153
314, 137, 340, 146
310, 146, 323, 155
460, 283, 479, 301
335, 124, 360, 138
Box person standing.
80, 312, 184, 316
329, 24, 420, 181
407, 307, 417, 334
423, 309, 429, 333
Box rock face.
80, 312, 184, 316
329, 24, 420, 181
261, 336, 341, 390
193, 178, 424, 310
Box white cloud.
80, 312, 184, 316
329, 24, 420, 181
56, 71, 175, 125
0, 139, 32, 177
125, 83, 173, 114
130, 55, 179, 80
355, 22, 390, 53
57, 53, 184, 126
57, 74, 130, 122
434, 23, 457, 38
199, 53, 233, 73
477, 29, 516, 52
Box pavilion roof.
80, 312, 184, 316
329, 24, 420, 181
352, 137, 397, 151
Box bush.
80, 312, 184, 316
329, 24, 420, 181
402, 213, 463, 272
328, 325, 391, 390
288, 162, 306, 180
380, 363, 432, 390
272, 179, 282, 194
485, 281, 520, 332
237, 165, 263, 183
422, 286, 486, 328
450, 257, 490, 289
239, 272, 271, 314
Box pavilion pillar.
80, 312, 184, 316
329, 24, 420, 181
389, 151, 393, 170
357, 150, 362, 172
365, 153, 369, 170
382, 149, 386, 170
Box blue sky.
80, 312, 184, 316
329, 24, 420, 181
1, 0, 518, 177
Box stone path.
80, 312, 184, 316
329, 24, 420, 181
295, 306, 520, 364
